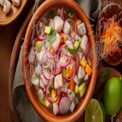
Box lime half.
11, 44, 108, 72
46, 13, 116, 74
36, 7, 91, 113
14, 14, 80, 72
85, 99, 105, 122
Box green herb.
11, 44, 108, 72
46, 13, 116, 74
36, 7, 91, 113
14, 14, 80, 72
66, 9, 75, 18
75, 93, 81, 100
100, 69, 111, 83
64, 110, 70, 116
68, 40, 80, 55
51, 78, 54, 88
47, 28, 56, 45
47, 9, 56, 18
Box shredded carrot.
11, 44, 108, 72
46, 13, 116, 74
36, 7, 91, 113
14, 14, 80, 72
69, 79, 75, 91
100, 16, 122, 57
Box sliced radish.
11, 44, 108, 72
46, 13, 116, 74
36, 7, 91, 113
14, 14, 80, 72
53, 103, 59, 115
59, 96, 71, 114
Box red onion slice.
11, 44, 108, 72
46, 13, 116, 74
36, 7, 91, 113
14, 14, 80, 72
42, 67, 53, 81
59, 56, 72, 67
75, 54, 80, 74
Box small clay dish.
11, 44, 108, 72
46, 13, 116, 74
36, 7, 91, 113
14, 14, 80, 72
0, 0, 27, 25
96, 3, 122, 66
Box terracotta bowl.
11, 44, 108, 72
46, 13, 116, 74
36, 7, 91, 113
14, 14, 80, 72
96, 3, 122, 66
22, 0, 97, 121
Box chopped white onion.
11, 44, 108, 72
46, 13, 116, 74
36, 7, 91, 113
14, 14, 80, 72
78, 66, 86, 80
35, 64, 42, 76
80, 35, 88, 54
63, 21, 71, 34
53, 16, 64, 32
70, 101, 75, 112
54, 74, 63, 89
65, 40, 73, 49
36, 49, 45, 63
31, 74, 40, 87
52, 33, 60, 51
77, 23, 86, 35
68, 89, 75, 102
53, 103, 59, 115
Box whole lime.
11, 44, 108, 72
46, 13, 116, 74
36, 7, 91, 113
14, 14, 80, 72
103, 77, 122, 116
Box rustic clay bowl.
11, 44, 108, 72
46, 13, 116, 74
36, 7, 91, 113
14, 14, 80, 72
96, 3, 122, 66
22, 0, 97, 121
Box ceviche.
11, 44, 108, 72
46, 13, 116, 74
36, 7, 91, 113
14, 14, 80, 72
28, 7, 92, 115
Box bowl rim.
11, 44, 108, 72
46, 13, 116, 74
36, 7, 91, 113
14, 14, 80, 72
22, 0, 97, 121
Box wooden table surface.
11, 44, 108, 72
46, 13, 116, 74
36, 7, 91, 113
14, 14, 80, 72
0, 0, 121, 122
